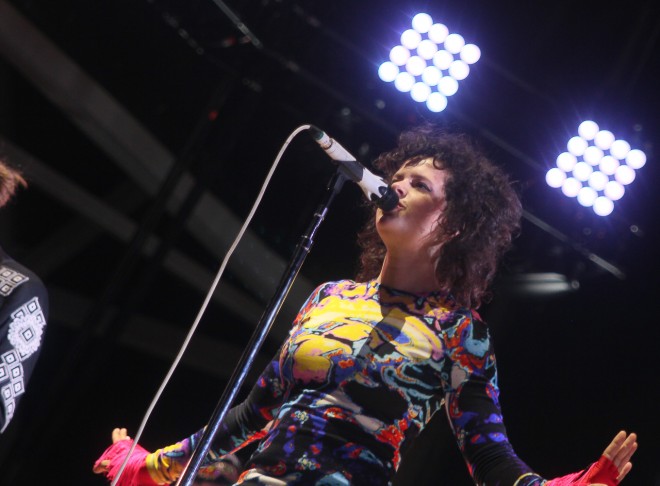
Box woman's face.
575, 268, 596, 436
376, 157, 449, 254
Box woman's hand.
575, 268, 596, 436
92, 428, 132, 475
591, 430, 637, 485
93, 428, 159, 486
548, 430, 638, 485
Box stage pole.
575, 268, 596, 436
176, 169, 348, 486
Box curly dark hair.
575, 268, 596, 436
356, 124, 522, 309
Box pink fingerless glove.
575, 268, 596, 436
94, 439, 160, 486
547, 455, 619, 485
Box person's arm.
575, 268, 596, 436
93, 354, 288, 485
442, 310, 637, 485
145, 354, 288, 483
442, 309, 541, 484
144, 283, 334, 482
0, 267, 49, 433
95, 283, 330, 485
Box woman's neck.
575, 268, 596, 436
376, 251, 440, 294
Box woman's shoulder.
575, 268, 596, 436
0, 250, 47, 300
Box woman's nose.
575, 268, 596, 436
392, 180, 407, 197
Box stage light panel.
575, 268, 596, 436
401, 29, 422, 49
426, 92, 448, 112
405, 56, 427, 76
610, 139, 631, 160
546, 168, 566, 188
593, 197, 614, 216
626, 149, 646, 169
389, 45, 410, 65
378, 13, 479, 112
394, 72, 415, 92
412, 13, 433, 33
594, 130, 615, 150
546, 121, 647, 216
421, 66, 442, 86
417, 39, 438, 59
378, 62, 399, 82
562, 177, 582, 197
556, 152, 577, 172
428, 23, 449, 43
460, 44, 481, 64
411, 82, 432, 102
438, 76, 459, 96
578, 120, 599, 140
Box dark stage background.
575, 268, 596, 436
0, 1, 658, 484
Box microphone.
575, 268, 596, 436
308, 126, 399, 211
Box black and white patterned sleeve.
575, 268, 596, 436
0, 262, 49, 433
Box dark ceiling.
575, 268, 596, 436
0, 0, 658, 484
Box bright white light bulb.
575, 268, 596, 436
460, 44, 481, 64
567, 136, 588, 156
588, 171, 609, 191
578, 120, 599, 140
428, 23, 449, 44
604, 180, 625, 201
556, 152, 577, 172
401, 29, 422, 50
426, 92, 448, 112
577, 186, 598, 207
394, 72, 415, 92
625, 149, 646, 169
405, 56, 427, 76
433, 50, 454, 70
410, 82, 432, 102
438, 76, 459, 96
389, 45, 410, 65
593, 197, 614, 216
417, 39, 438, 59
412, 13, 433, 33
615, 165, 635, 185
448, 60, 469, 80
599, 155, 619, 175
378, 61, 399, 82
546, 168, 566, 188
594, 130, 615, 150
573, 161, 593, 181
444, 33, 465, 54
421, 66, 442, 86
561, 178, 582, 197
610, 139, 631, 160
583, 145, 604, 166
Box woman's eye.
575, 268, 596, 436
414, 181, 431, 191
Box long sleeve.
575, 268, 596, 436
442, 310, 546, 486
146, 354, 289, 483
0, 255, 49, 433
146, 284, 329, 483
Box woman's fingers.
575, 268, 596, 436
612, 433, 637, 467
600, 430, 637, 482
604, 431, 637, 468
616, 461, 633, 483
601, 430, 626, 460
111, 427, 131, 443
92, 459, 111, 474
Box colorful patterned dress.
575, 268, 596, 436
147, 280, 546, 485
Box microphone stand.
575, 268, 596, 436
176, 168, 349, 486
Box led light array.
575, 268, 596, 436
378, 13, 480, 113
546, 121, 646, 216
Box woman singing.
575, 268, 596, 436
94, 125, 637, 485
